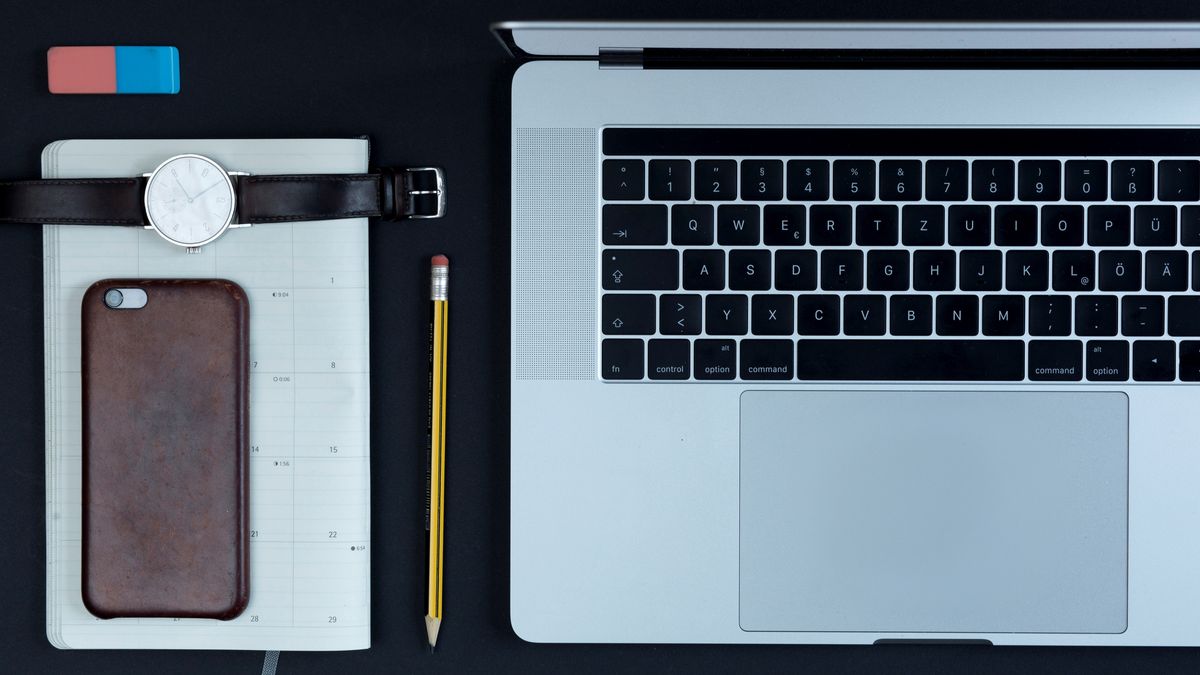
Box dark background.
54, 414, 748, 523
2, 1, 1200, 673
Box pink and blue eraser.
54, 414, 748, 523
47, 46, 179, 94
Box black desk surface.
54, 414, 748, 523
3, 1, 1200, 672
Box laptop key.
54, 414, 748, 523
948, 205, 991, 246
1122, 295, 1165, 336
879, 160, 921, 201
960, 250, 1002, 291
659, 294, 702, 336
601, 339, 644, 380
843, 295, 886, 335
795, 339, 1024, 380
705, 294, 748, 335
1112, 160, 1154, 202
774, 250, 818, 291
1066, 160, 1107, 201
740, 160, 783, 201
682, 249, 725, 291
693, 339, 736, 380
1087, 205, 1131, 246
832, 160, 875, 201
1076, 296, 1118, 336
1041, 205, 1084, 246
925, 160, 968, 201
1185, 207, 1200, 247
1145, 251, 1188, 292
1098, 250, 1142, 292
602, 159, 644, 201
936, 295, 979, 336
994, 205, 1039, 246
740, 339, 794, 380
1086, 340, 1129, 381
763, 205, 806, 245
1134, 205, 1177, 246
1029, 295, 1072, 336
855, 205, 899, 245
647, 339, 690, 380
602, 204, 667, 245
695, 159, 737, 201
1133, 340, 1175, 381
751, 295, 795, 336
1168, 296, 1200, 336
601, 294, 655, 335
786, 159, 830, 201
1159, 160, 1200, 201
913, 250, 956, 291
648, 159, 691, 201
809, 205, 853, 245
820, 249, 863, 291
901, 205, 945, 246
1052, 250, 1095, 292
671, 204, 714, 245
797, 295, 840, 335
982, 296, 1025, 336
866, 250, 909, 291
717, 204, 760, 245
1006, 250, 1049, 291
971, 160, 1015, 201
1028, 340, 1083, 381
729, 249, 772, 290
1180, 341, 1200, 381
889, 295, 933, 336
603, 249, 679, 290
1017, 160, 1062, 201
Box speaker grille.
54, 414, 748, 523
513, 128, 597, 380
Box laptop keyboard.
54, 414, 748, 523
598, 128, 1200, 383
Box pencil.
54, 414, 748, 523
426, 254, 449, 651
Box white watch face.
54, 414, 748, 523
144, 155, 235, 247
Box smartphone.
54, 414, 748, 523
80, 279, 250, 619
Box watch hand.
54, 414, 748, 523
191, 180, 226, 200
173, 175, 193, 201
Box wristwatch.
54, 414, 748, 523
0, 154, 445, 252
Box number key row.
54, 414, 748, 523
603, 158, 1200, 202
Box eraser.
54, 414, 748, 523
48, 46, 179, 94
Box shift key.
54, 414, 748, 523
603, 249, 679, 290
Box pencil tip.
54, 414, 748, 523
425, 615, 441, 651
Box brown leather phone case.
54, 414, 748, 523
81, 279, 249, 620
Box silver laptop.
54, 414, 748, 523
499, 21, 1200, 646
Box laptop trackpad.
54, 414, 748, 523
739, 391, 1128, 634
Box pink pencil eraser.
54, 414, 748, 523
48, 46, 117, 94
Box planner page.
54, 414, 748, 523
43, 139, 371, 650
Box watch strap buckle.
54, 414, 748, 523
380, 167, 445, 220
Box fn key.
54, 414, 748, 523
601, 339, 643, 380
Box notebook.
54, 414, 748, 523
43, 138, 372, 650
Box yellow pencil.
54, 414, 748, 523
426, 254, 449, 651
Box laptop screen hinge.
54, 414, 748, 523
599, 48, 643, 69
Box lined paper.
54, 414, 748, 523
44, 139, 371, 650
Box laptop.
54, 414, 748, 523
497, 22, 1200, 646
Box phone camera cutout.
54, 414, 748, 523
103, 288, 147, 309
103, 289, 124, 308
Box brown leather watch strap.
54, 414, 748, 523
236, 168, 443, 223
237, 174, 384, 223
0, 178, 148, 225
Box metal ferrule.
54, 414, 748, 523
431, 266, 449, 301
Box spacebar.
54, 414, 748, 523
796, 340, 1025, 381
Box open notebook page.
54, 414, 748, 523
44, 139, 371, 650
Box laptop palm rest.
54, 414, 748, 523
739, 391, 1128, 634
